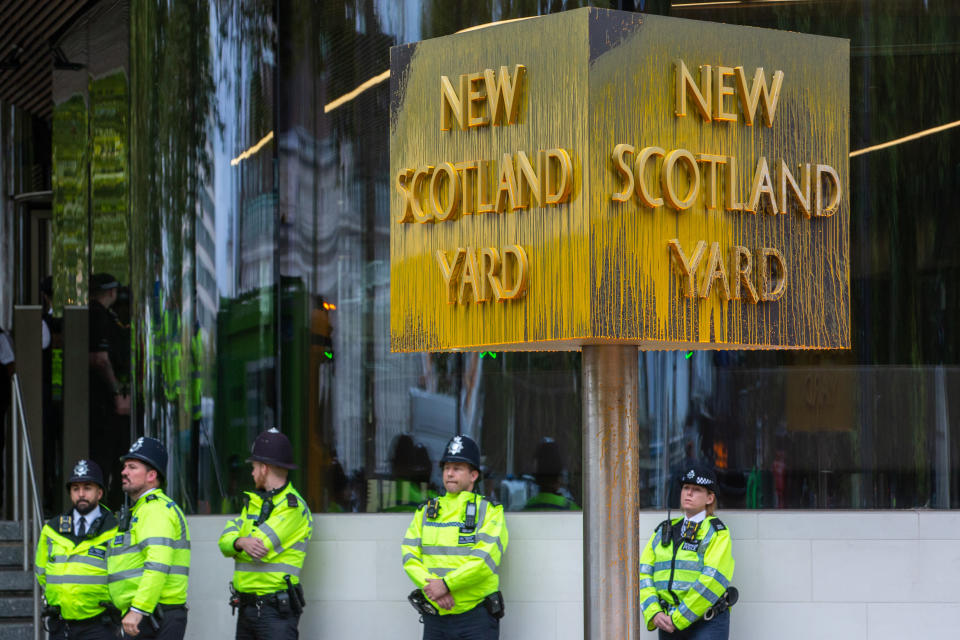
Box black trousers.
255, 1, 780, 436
422, 604, 499, 640
49, 616, 118, 640
123, 607, 187, 640
236, 603, 300, 640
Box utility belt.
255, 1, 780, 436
42, 604, 118, 633
658, 586, 738, 624
141, 603, 188, 632
407, 590, 505, 620
229, 576, 305, 617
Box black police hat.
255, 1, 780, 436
247, 428, 297, 470
439, 434, 481, 470
90, 273, 120, 293
66, 459, 104, 489
120, 436, 168, 478
679, 464, 718, 493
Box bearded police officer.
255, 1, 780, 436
640, 464, 737, 639
108, 437, 191, 639
36, 459, 120, 639
402, 434, 509, 640
218, 428, 313, 639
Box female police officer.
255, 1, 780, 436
639, 465, 736, 639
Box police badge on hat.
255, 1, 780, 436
130, 437, 144, 452
74, 460, 89, 477
448, 436, 464, 455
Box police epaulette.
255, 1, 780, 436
145, 494, 158, 502
482, 495, 500, 507
287, 493, 298, 508
709, 518, 727, 532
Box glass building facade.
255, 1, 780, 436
3, 0, 959, 515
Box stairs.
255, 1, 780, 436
0, 521, 35, 640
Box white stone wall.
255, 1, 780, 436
184, 510, 960, 639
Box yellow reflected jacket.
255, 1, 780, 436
639, 515, 735, 631
107, 489, 190, 614
35, 509, 117, 620
402, 491, 508, 615
218, 482, 313, 594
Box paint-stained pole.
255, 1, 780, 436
582, 345, 640, 639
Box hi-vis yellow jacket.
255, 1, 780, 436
402, 491, 508, 615
107, 489, 190, 614
35, 510, 117, 620
639, 515, 735, 631
218, 482, 313, 594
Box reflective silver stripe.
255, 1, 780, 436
258, 523, 284, 553
35, 567, 45, 575
235, 562, 301, 577
144, 562, 171, 574
423, 521, 461, 528
169, 565, 189, 576
402, 553, 419, 566
654, 559, 700, 573
475, 532, 504, 555
111, 537, 190, 555
69, 555, 107, 569
222, 526, 239, 534
639, 578, 655, 590
639, 563, 654, 575
45, 574, 108, 585
670, 580, 694, 592
701, 566, 730, 588
477, 499, 488, 527
289, 541, 309, 553
677, 603, 699, 623
108, 568, 144, 583
421, 545, 498, 573
49, 555, 70, 563
640, 595, 660, 611
692, 581, 721, 604
430, 567, 454, 577
402, 538, 421, 547
421, 546, 472, 556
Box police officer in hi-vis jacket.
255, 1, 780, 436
107, 437, 190, 639
640, 464, 736, 640
402, 434, 509, 640
218, 428, 313, 639
36, 459, 119, 639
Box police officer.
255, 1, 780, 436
108, 437, 190, 639
35, 459, 119, 639
640, 464, 736, 639
401, 435, 509, 640
218, 428, 313, 639
523, 438, 580, 511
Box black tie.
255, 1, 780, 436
77, 517, 87, 538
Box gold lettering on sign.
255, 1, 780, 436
435, 246, 529, 305
440, 65, 526, 131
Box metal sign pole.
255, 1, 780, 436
582, 345, 640, 639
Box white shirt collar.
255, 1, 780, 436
684, 510, 707, 524
72, 505, 102, 536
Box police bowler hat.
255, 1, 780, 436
121, 436, 168, 478
90, 273, 120, 293
439, 434, 481, 470
67, 459, 104, 489
679, 464, 718, 493
247, 428, 297, 470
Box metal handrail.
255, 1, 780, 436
10, 373, 43, 640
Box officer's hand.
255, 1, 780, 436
122, 610, 142, 637
652, 612, 675, 633
424, 578, 449, 601
435, 594, 455, 610
235, 536, 268, 559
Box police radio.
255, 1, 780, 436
461, 500, 477, 532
